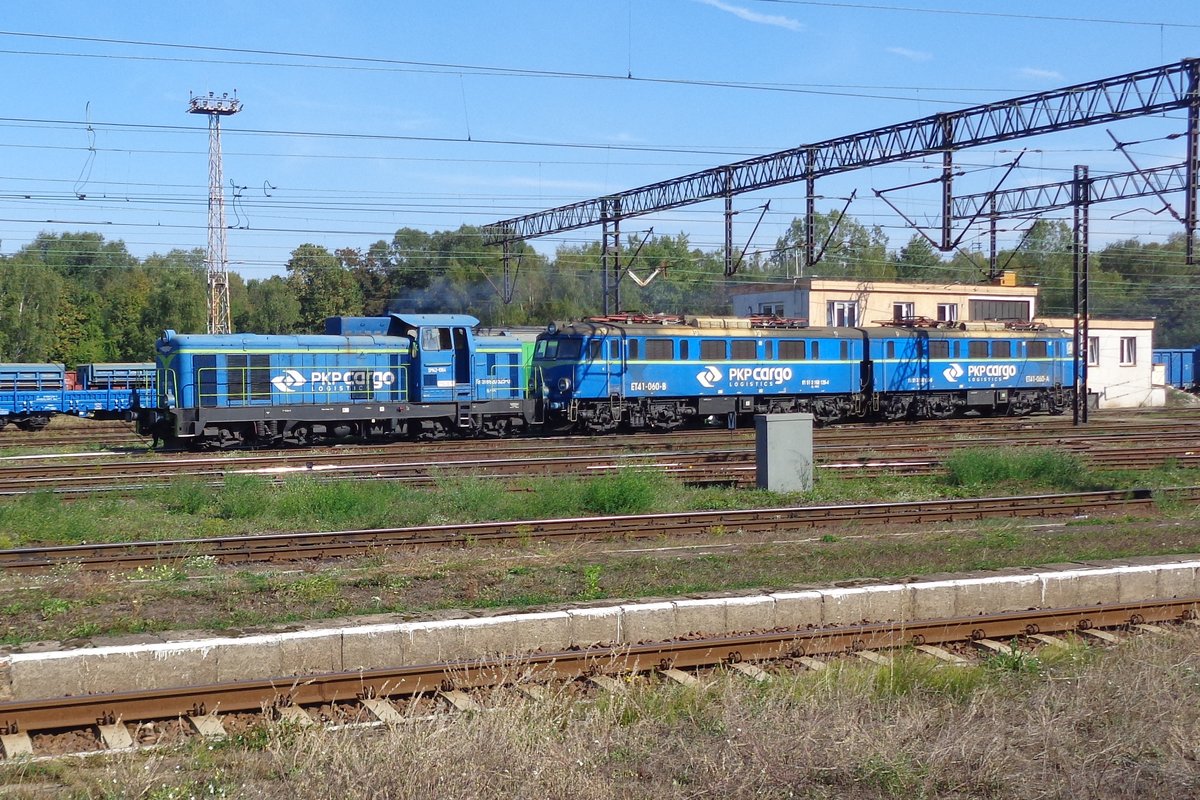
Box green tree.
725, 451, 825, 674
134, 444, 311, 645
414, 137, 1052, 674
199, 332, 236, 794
771, 211, 892, 280
893, 235, 944, 281
0, 258, 64, 360
143, 249, 208, 337
286, 244, 363, 332
238, 276, 302, 334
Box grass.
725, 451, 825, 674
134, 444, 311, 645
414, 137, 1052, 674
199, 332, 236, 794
0, 452, 1196, 645
0, 449, 1187, 551
943, 447, 1103, 492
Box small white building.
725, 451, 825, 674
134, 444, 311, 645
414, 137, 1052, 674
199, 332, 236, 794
1043, 317, 1161, 409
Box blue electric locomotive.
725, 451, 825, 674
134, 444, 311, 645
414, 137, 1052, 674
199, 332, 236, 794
867, 325, 1072, 419
135, 313, 533, 448
533, 316, 1073, 431
534, 316, 868, 430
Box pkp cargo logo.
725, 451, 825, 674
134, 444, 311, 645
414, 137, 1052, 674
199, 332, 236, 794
271, 369, 308, 393
942, 363, 964, 382
696, 365, 723, 388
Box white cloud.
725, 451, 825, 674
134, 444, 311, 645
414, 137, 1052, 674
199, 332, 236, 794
1018, 67, 1064, 81
696, 0, 804, 32
886, 47, 932, 63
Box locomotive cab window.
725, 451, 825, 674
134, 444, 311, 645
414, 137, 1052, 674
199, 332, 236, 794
588, 340, 602, 361
628, 339, 639, 360
422, 328, 451, 352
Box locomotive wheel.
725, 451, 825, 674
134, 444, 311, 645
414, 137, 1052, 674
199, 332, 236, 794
285, 424, 314, 447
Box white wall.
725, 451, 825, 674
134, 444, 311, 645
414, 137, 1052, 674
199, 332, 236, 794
1086, 327, 1159, 408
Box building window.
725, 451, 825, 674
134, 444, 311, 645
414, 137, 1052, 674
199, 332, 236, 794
828, 300, 858, 327
1087, 336, 1100, 366
892, 302, 914, 321
937, 303, 958, 323
968, 299, 1030, 322
1119, 336, 1136, 366
759, 303, 785, 316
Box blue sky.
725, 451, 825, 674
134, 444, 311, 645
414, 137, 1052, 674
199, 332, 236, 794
1, 1, 1197, 278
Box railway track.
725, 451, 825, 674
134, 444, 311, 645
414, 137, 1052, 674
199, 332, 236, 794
1, 598, 1193, 759
3, 409, 1199, 455
2, 485, 1193, 573
0, 430, 1195, 497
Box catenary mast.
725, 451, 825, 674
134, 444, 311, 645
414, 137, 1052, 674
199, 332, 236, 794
188, 91, 242, 334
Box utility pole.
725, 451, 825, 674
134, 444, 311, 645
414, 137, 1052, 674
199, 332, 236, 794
188, 91, 241, 334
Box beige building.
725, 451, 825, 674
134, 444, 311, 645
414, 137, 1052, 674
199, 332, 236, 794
732, 277, 1163, 409
731, 277, 1037, 326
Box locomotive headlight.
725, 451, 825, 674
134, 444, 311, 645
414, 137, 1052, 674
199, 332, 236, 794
557, 377, 572, 393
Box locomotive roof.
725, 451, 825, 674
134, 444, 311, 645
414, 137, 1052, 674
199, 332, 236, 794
388, 313, 481, 328
544, 320, 1068, 339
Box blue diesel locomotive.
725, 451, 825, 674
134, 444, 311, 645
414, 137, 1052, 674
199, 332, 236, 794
134, 313, 532, 448
533, 316, 1073, 432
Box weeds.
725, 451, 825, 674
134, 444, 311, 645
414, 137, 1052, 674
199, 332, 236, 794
943, 447, 1102, 492
579, 467, 668, 515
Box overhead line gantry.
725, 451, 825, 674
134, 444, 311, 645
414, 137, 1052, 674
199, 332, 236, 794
482, 59, 1200, 314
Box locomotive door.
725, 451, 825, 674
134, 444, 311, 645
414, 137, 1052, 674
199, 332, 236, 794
452, 326, 472, 403
595, 336, 622, 399
416, 325, 456, 403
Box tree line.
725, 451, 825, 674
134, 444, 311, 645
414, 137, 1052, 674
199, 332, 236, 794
1, 216, 1196, 364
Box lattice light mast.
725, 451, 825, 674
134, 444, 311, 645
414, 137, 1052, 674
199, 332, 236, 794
188, 91, 242, 334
